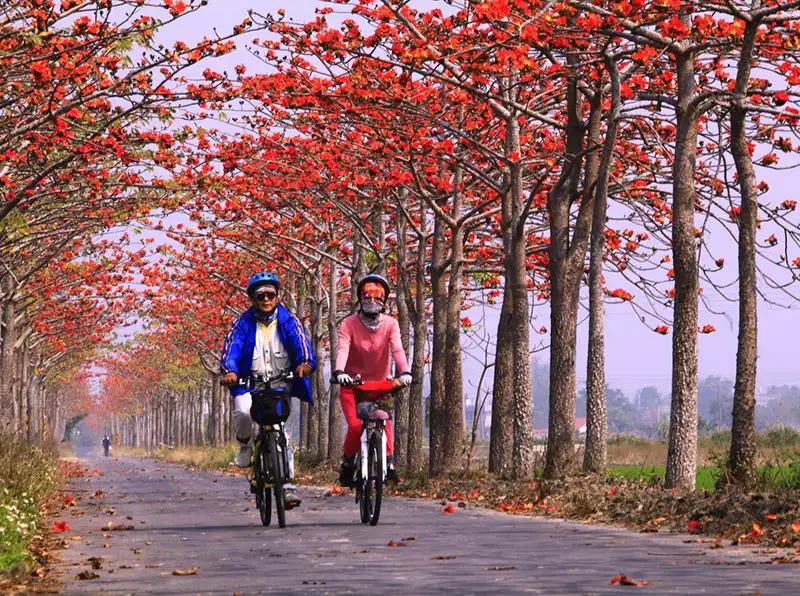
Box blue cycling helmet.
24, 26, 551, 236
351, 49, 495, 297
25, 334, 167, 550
247, 272, 280, 297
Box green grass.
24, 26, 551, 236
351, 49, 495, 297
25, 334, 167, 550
153, 444, 239, 470
609, 465, 720, 490
0, 434, 59, 575
609, 464, 800, 490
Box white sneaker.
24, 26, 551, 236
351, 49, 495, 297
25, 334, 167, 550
234, 443, 253, 467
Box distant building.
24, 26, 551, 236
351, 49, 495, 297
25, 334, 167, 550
533, 417, 585, 440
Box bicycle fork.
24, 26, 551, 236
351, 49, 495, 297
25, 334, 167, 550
359, 423, 388, 482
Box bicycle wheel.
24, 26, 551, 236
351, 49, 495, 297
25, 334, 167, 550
257, 443, 272, 527
367, 431, 383, 526
356, 451, 369, 524
268, 432, 286, 529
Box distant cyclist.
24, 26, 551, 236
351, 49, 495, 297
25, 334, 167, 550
334, 274, 412, 486
220, 272, 316, 509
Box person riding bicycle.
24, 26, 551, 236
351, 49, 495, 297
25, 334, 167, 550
334, 274, 412, 487
220, 272, 316, 509
102, 434, 111, 456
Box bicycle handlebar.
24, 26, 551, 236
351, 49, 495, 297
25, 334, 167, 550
235, 368, 295, 390
331, 374, 416, 390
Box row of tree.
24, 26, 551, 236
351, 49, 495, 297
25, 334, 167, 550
0, 0, 267, 441
3, 1, 800, 490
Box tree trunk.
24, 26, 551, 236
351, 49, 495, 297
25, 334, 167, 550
0, 276, 17, 433
666, 46, 700, 491
544, 61, 591, 480
394, 196, 411, 469
585, 58, 620, 474
177, 392, 185, 447
300, 401, 309, 452
505, 83, 535, 479
210, 372, 220, 446
227, 388, 234, 442
312, 272, 328, 461
443, 169, 465, 473
489, 277, 513, 474
428, 197, 449, 478
350, 241, 366, 313
406, 199, 428, 474
327, 261, 342, 460
22, 339, 33, 440
727, 19, 760, 487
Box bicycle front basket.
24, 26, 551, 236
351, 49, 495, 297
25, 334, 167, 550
250, 391, 291, 425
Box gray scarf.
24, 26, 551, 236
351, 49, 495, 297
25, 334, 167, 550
358, 311, 382, 333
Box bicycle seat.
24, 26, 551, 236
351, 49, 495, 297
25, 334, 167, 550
356, 401, 390, 422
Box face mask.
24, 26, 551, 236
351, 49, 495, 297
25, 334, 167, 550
360, 301, 382, 315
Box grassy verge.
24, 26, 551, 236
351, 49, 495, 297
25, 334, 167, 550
152, 444, 240, 471
609, 465, 721, 490
609, 464, 800, 491
0, 433, 59, 576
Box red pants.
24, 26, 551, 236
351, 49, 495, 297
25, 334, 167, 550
340, 386, 393, 457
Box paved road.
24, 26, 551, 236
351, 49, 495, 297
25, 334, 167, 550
56, 456, 800, 595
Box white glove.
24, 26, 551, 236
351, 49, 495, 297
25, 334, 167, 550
397, 373, 412, 388
336, 372, 353, 386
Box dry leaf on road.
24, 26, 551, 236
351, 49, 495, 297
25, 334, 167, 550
609, 574, 649, 586
172, 567, 200, 576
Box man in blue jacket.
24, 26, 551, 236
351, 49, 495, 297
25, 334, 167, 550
220, 272, 316, 509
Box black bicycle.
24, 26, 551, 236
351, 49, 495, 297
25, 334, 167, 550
236, 370, 294, 528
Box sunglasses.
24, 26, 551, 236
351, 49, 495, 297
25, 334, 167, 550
254, 291, 277, 301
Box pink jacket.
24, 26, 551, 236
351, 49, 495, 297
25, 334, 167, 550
335, 314, 410, 382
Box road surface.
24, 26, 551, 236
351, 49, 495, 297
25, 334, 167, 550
56, 456, 800, 594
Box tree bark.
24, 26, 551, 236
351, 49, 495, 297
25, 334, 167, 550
0, 276, 17, 433
666, 45, 701, 491
584, 57, 620, 474
209, 372, 220, 446
544, 59, 591, 480
393, 195, 411, 469
22, 338, 33, 440
428, 195, 449, 478
443, 167, 466, 473
327, 261, 342, 460
489, 276, 513, 474
312, 271, 328, 461
504, 77, 535, 479
727, 17, 760, 487
406, 198, 428, 474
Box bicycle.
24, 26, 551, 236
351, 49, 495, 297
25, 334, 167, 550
235, 369, 295, 528
333, 375, 399, 526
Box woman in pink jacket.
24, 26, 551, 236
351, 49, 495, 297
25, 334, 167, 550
334, 274, 412, 486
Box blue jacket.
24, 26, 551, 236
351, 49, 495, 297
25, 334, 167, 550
220, 304, 316, 403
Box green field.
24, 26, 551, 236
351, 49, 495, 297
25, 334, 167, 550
608, 465, 800, 490
609, 465, 719, 490
610, 464, 800, 490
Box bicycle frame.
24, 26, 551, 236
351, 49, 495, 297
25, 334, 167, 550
235, 369, 294, 528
